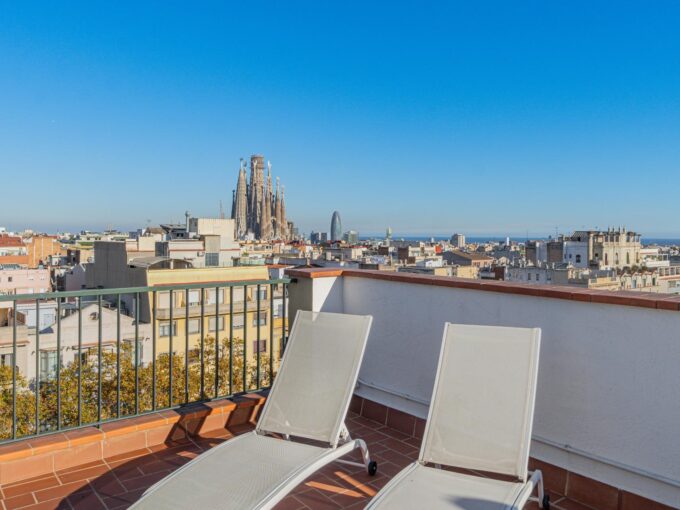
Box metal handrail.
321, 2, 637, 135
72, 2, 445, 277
0, 277, 291, 302
0, 278, 290, 444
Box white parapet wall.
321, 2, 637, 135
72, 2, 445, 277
287, 271, 680, 507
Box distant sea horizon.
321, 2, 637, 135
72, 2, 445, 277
358, 235, 680, 246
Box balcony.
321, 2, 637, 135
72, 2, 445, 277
0, 270, 679, 509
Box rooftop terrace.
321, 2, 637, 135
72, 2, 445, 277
1, 269, 679, 509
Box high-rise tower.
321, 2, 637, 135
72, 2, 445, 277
331, 211, 342, 241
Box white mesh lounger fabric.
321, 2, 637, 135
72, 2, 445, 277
131, 310, 375, 510
365, 323, 548, 510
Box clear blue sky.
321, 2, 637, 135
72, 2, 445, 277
1, 2, 679, 238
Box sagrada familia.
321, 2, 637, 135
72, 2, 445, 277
231, 154, 289, 240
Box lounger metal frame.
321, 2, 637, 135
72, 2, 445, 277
366, 322, 548, 510
133, 310, 376, 510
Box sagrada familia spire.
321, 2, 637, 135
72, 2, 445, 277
231, 154, 289, 240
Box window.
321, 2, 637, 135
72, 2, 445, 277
188, 319, 200, 334
206, 289, 224, 305
233, 315, 244, 329
209, 316, 225, 332
626, 253, 630, 265
527, 273, 532, 281
39, 350, 59, 380
7, 277, 12, 283
273, 300, 284, 318
536, 273, 540, 281
205, 253, 219, 267
575, 254, 581, 264
252, 315, 267, 327
160, 321, 177, 337
79, 350, 90, 366
252, 340, 267, 353
0, 353, 14, 367
257, 288, 267, 301
188, 290, 201, 306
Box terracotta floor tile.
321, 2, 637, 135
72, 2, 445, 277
553, 497, 599, 510
105, 459, 146, 482
378, 446, 417, 465
119, 470, 169, 492
2, 476, 61, 499
272, 494, 307, 510
328, 490, 369, 507
55, 460, 106, 477
33, 480, 89, 503
2, 492, 37, 510
66, 489, 106, 510
375, 426, 410, 441
15, 499, 70, 510
56, 464, 110, 485
88, 472, 126, 498
103, 448, 151, 464
100, 488, 145, 508
3, 409, 630, 510
294, 488, 343, 509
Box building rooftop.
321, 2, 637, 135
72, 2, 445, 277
0, 237, 24, 248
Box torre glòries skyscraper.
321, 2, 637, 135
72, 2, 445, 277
231, 155, 289, 240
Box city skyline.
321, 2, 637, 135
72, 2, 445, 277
2, 2, 680, 236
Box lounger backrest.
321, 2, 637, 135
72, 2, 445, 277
256, 310, 372, 447
420, 323, 541, 482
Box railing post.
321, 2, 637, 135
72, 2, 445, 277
116, 294, 121, 418
229, 286, 233, 396
56, 297, 62, 430
35, 299, 40, 435
243, 285, 248, 392
97, 295, 102, 425
12, 299, 17, 439
256, 284, 261, 389
169, 289, 174, 408
78, 297, 82, 427
269, 284, 274, 385
282, 283, 287, 353
184, 288, 189, 404
135, 292, 140, 415
214, 286, 219, 398
200, 288, 205, 399
152, 290, 157, 411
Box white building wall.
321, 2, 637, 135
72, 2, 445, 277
290, 275, 680, 507
563, 241, 589, 268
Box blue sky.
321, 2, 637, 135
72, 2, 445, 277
1, 2, 679, 238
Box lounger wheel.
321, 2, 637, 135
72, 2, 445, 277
542, 494, 550, 509
367, 460, 378, 476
